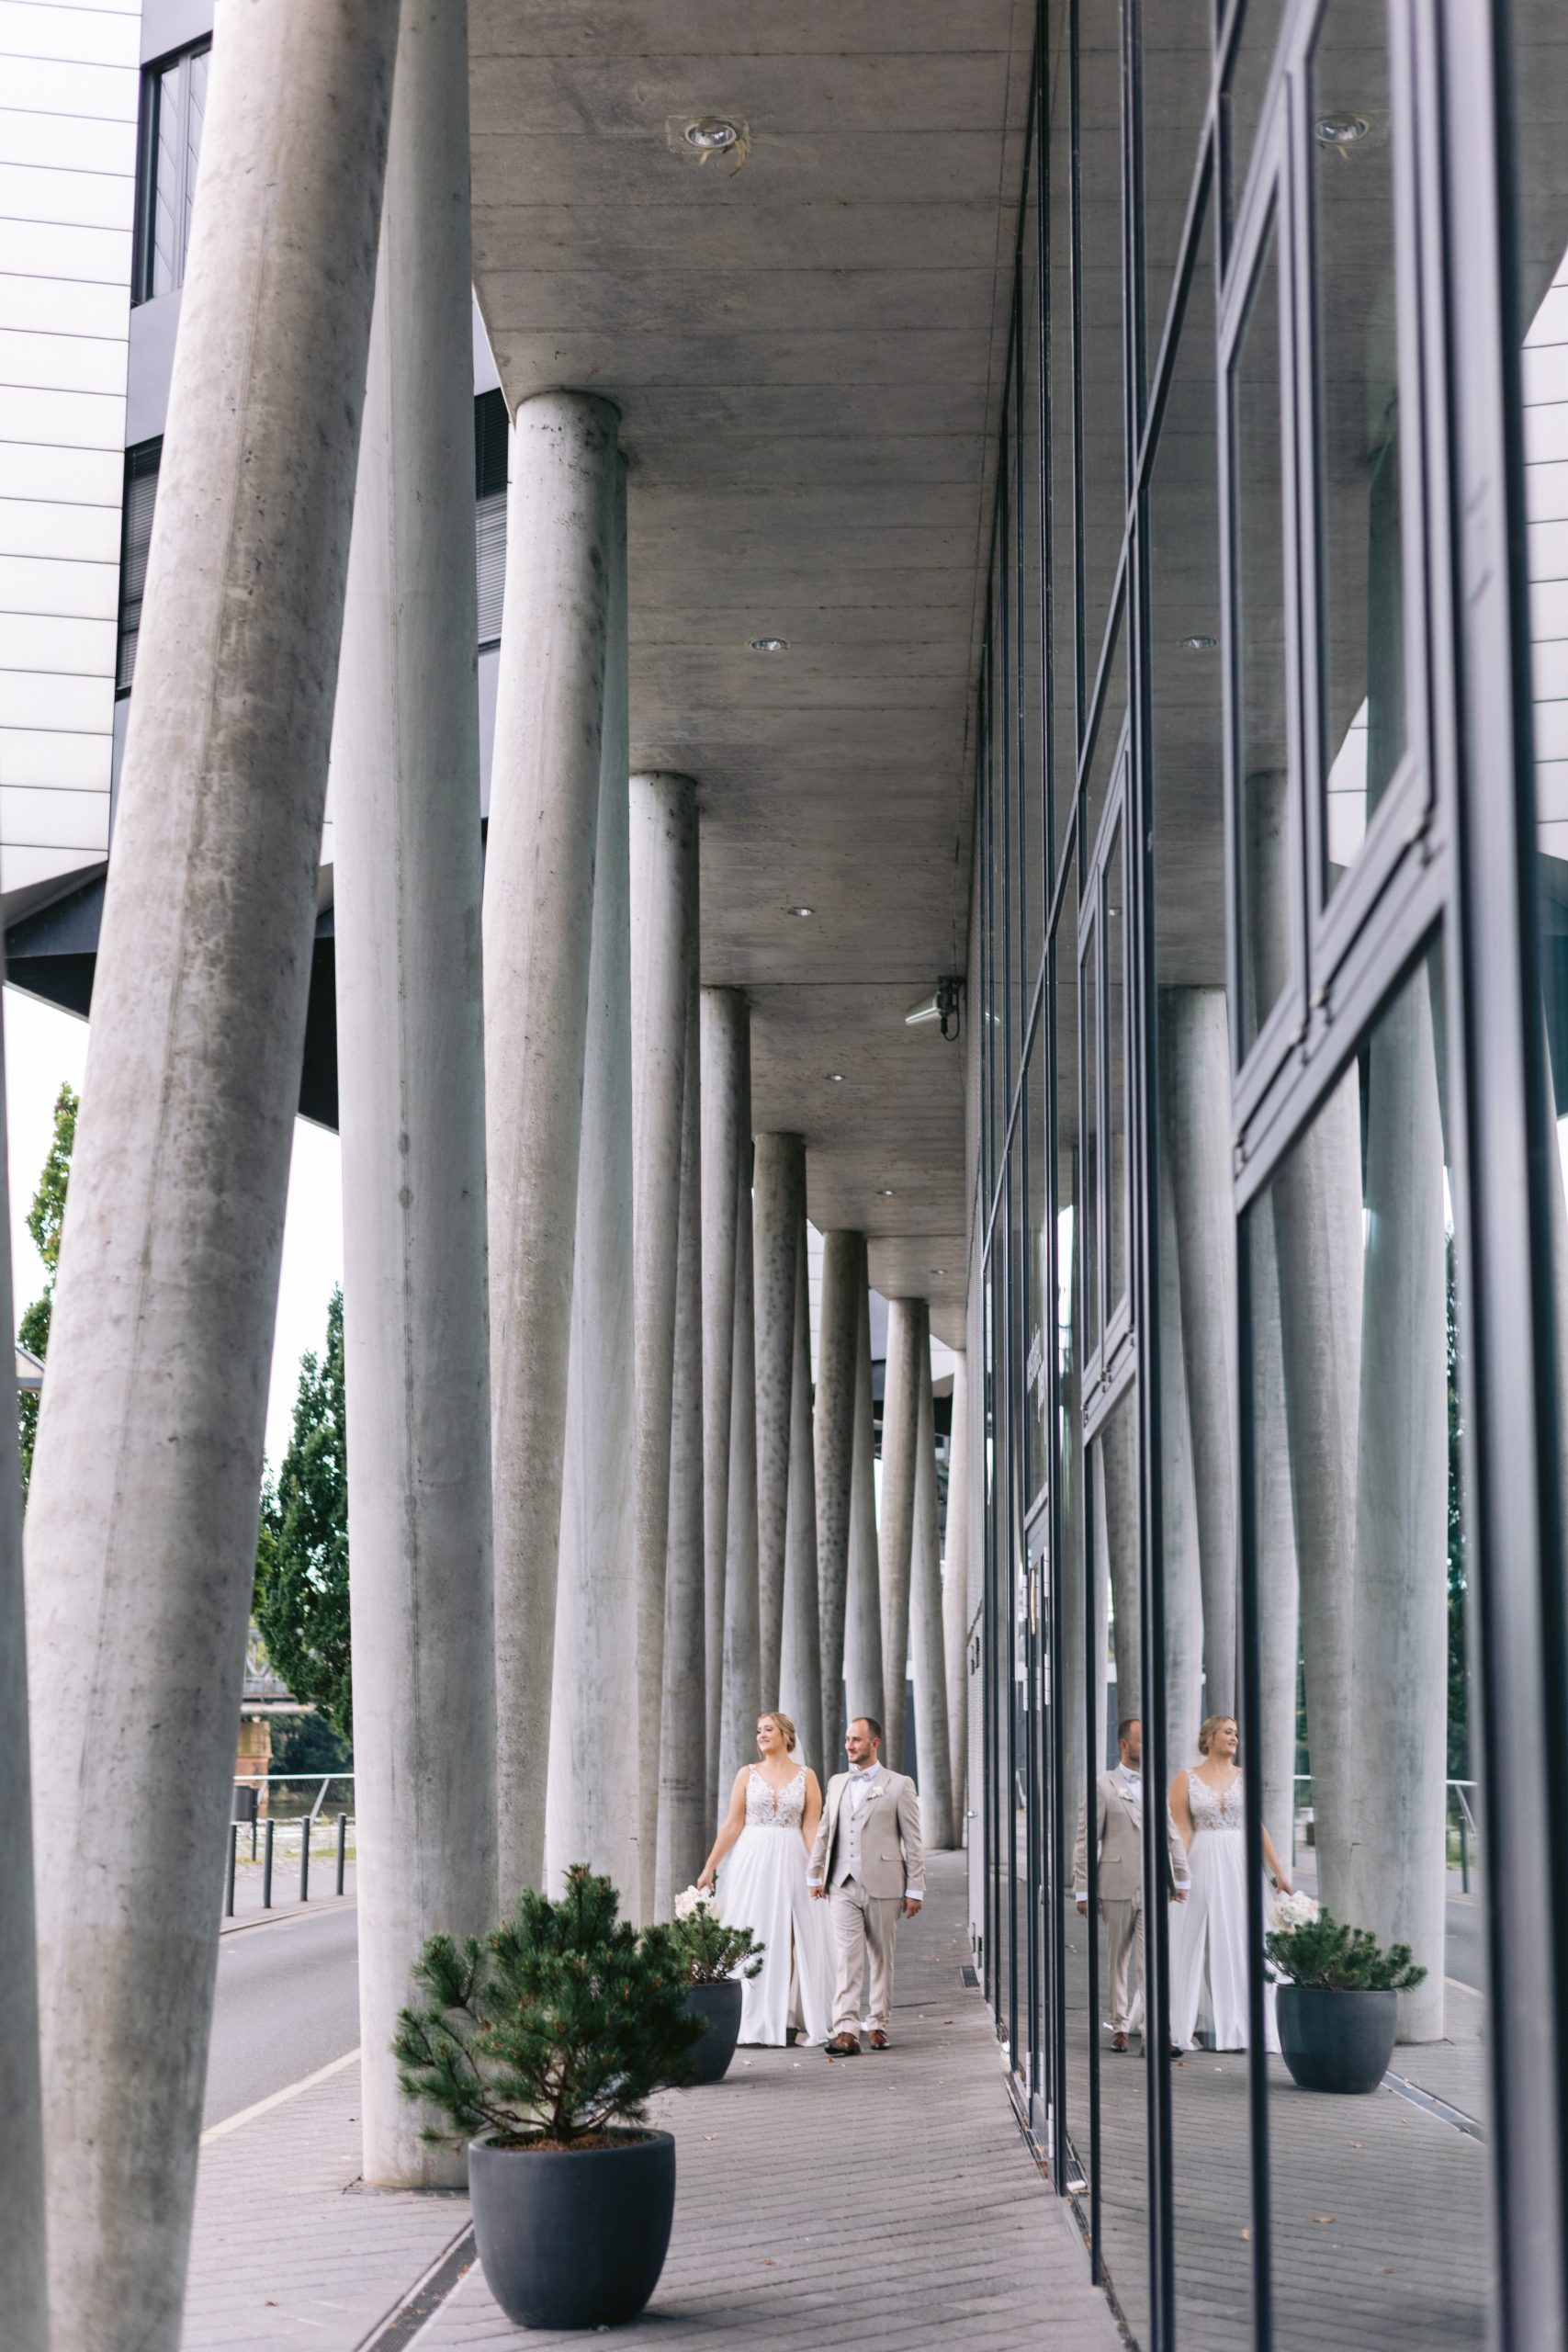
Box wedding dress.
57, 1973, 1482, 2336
716, 1764, 836, 2046
1167, 1770, 1280, 2053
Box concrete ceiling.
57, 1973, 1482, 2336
468, 1, 1037, 1337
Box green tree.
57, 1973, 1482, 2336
253, 1288, 351, 1739
17, 1081, 78, 1497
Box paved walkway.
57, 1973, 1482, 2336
181, 1853, 1121, 2351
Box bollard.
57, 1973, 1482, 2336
1460, 1815, 1470, 1894
335, 1811, 348, 1896
263, 1816, 275, 1909
299, 1816, 311, 1904
224, 1821, 237, 1918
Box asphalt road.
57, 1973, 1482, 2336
204, 1903, 360, 2128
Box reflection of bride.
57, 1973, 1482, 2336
698, 1711, 836, 2046
1167, 1715, 1292, 2053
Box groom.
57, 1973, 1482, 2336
808, 1715, 925, 2054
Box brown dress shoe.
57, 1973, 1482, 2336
826, 2031, 861, 2056
867, 2029, 890, 2051
1111, 2030, 1130, 2052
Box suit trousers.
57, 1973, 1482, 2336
829, 1878, 901, 2034
1100, 1896, 1144, 2034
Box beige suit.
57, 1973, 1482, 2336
1072, 1770, 1189, 2037
809, 1769, 925, 2036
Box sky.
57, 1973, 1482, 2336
5, 985, 344, 1470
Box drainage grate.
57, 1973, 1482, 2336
959, 1963, 979, 1988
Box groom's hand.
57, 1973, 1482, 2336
810, 1884, 827, 1902
901, 1896, 921, 1918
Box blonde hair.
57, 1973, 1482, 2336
759, 1710, 798, 1755
1196, 1713, 1237, 1758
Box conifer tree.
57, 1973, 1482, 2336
253, 1287, 351, 1737
17, 1080, 78, 1497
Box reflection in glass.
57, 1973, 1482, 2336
1047, 3, 1077, 894
1082, 908, 1101, 1362
1054, 888, 1087, 2186
1077, 3, 1125, 697
1253, 944, 1492, 2349
1313, 0, 1405, 896
1021, 135, 1047, 989
1083, 611, 1128, 871
1235, 221, 1292, 1054
1024, 1029, 1051, 1507
1105, 819, 1128, 1322
1226, 0, 1286, 229
1141, 0, 1214, 376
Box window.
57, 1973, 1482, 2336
133, 41, 211, 304
116, 441, 162, 695
475, 390, 508, 649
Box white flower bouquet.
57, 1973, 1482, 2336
674, 1883, 717, 1921
1271, 1888, 1320, 1932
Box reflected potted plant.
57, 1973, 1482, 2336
671, 1884, 764, 2084
1266, 1898, 1427, 2096
394, 1865, 704, 2331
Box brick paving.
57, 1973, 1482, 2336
182, 1851, 1122, 2351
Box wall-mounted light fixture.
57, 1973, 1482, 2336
905, 976, 963, 1042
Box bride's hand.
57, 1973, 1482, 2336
697, 1867, 715, 1892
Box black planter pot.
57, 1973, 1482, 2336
467, 2130, 675, 2330
682, 1979, 744, 2086
1276, 1984, 1398, 2095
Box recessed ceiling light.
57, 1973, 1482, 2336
826, 1072, 844, 1082
684, 117, 740, 151
1180, 634, 1217, 651
750, 637, 788, 654
1315, 113, 1370, 147
931, 1266, 947, 1275
787, 904, 814, 917
878, 1187, 896, 1198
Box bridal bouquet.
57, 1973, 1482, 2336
674, 1883, 717, 1921
1271, 1888, 1320, 1933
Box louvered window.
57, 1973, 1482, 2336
475, 390, 508, 650
116, 441, 163, 695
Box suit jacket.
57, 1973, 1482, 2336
809, 1768, 925, 1902
1072, 1771, 1189, 1905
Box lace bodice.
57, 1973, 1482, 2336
1186, 1770, 1246, 1835
746, 1764, 807, 1830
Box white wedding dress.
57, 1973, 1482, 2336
1167, 1771, 1280, 2053
716, 1764, 836, 2047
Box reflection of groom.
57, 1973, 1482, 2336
808, 1716, 925, 2055
1072, 1718, 1189, 2052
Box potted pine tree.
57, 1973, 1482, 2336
671, 1885, 764, 2084
1266, 1904, 1427, 2096
394, 1866, 704, 2330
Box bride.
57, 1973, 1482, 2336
1167, 1714, 1293, 2053
697, 1711, 836, 2047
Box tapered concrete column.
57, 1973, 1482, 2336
911, 1340, 954, 1844
333, 0, 496, 2188
753, 1132, 805, 1705
629, 773, 698, 1919
1165, 989, 1238, 1718
718, 1127, 761, 1807
1350, 975, 1448, 2040
814, 1227, 863, 1772
700, 989, 746, 1798
655, 984, 705, 1915
1251, 1191, 1301, 1870
1156, 1137, 1202, 1777
23, 7, 400, 2341
779, 1237, 823, 1759
943, 1351, 970, 1826
1101, 1389, 1142, 1724
547, 461, 639, 1909
0, 1040, 45, 2349
487, 389, 620, 1900
846, 1281, 886, 1740
880, 1296, 925, 1770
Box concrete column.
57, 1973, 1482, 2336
845, 1278, 886, 1742
487, 389, 620, 1900
1156, 1132, 1203, 1778
333, 0, 495, 2188
911, 1338, 954, 1844
1101, 1387, 1142, 1724
23, 6, 400, 2339
1251, 1190, 1301, 1871
700, 988, 746, 1800
629, 773, 698, 1919
1090, 1439, 1111, 1779
944, 1351, 970, 1826
0, 1027, 46, 2346
814, 1227, 862, 1773
778, 1234, 823, 1760
753, 1132, 805, 1706
547, 461, 639, 1909
1350, 972, 1448, 2040
655, 983, 705, 1916
718, 1120, 761, 1807
880, 1296, 925, 1770
1165, 988, 1238, 1718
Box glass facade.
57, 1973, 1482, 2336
971, 4, 1568, 2345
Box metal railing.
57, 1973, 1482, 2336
1292, 1773, 1479, 1889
